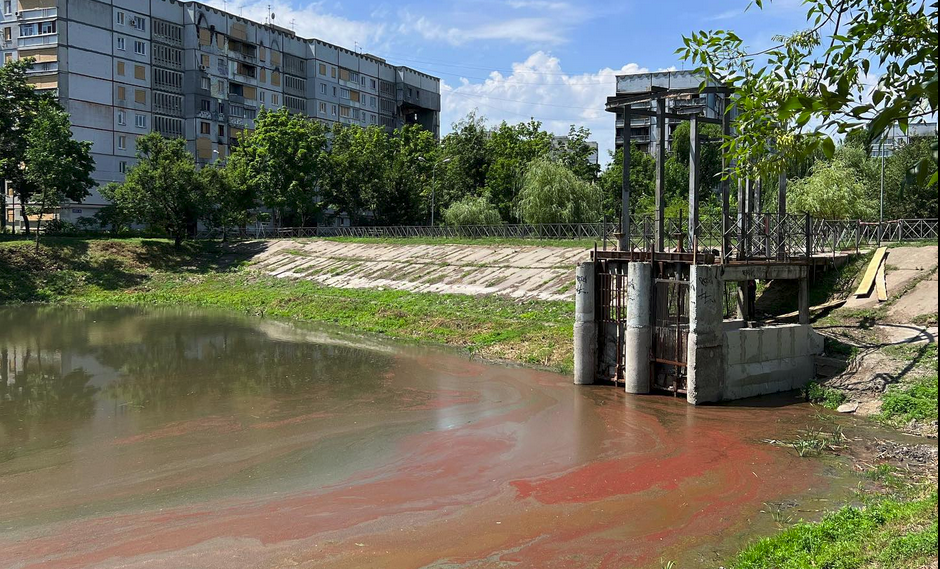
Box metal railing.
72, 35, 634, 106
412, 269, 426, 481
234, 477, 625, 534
196, 217, 937, 258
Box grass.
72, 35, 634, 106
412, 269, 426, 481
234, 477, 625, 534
730, 490, 938, 569
880, 375, 939, 424
804, 381, 848, 410
0, 237, 576, 372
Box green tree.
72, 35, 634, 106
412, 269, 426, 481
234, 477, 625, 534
598, 145, 657, 219
555, 125, 601, 183
231, 108, 327, 227
442, 196, 502, 226
105, 133, 204, 248
0, 58, 55, 235
323, 124, 391, 225
438, 112, 491, 210
518, 159, 602, 224
484, 119, 553, 221
882, 137, 939, 219
381, 124, 437, 225
787, 157, 876, 220
22, 99, 95, 250
678, 0, 938, 184
200, 158, 255, 241
670, 121, 723, 192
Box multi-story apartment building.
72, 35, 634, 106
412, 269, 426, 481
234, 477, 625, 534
870, 120, 937, 158
2, 0, 441, 229
613, 70, 727, 156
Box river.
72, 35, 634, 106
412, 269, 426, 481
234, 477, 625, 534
0, 305, 859, 568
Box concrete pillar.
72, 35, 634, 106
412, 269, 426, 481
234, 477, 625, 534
798, 275, 810, 325
573, 261, 596, 385
687, 265, 726, 405
624, 262, 652, 394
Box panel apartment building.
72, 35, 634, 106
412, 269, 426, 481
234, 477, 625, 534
613, 70, 727, 156
1, 0, 441, 228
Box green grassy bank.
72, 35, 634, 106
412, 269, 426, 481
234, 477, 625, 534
0, 237, 575, 371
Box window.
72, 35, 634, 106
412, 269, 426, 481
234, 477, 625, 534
134, 40, 145, 55
117, 110, 126, 125
370, 96, 376, 108
332, 86, 337, 96
370, 79, 376, 89
200, 121, 210, 135
319, 63, 326, 75
132, 17, 145, 31
117, 135, 126, 150
218, 102, 224, 114
218, 124, 225, 137
134, 65, 145, 80
134, 114, 146, 128
340, 88, 349, 99
200, 54, 209, 67
260, 91, 265, 103
361, 76, 366, 87
201, 76, 210, 90
119, 161, 128, 174
200, 99, 210, 112
3, 0, 10, 15
116, 11, 125, 25
331, 67, 336, 78
39, 21, 54, 34
320, 83, 326, 95
319, 101, 326, 114
3, 27, 11, 42
331, 104, 336, 116
117, 37, 126, 51
271, 94, 279, 106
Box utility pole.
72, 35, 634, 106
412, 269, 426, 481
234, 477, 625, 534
418, 156, 451, 226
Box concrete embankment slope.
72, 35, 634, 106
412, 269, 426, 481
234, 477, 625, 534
251, 239, 589, 301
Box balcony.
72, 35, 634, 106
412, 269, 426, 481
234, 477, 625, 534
25, 61, 58, 74
18, 7, 56, 20
17, 33, 56, 48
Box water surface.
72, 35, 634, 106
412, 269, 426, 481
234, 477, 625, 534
1, 306, 854, 568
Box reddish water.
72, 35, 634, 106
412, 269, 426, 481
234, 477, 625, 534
0, 306, 850, 568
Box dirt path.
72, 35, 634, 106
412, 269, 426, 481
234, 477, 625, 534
250, 239, 590, 301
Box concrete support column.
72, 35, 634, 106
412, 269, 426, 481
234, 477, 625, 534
624, 262, 652, 394
573, 261, 597, 385
798, 275, 810, 325
687, 265, 725, 405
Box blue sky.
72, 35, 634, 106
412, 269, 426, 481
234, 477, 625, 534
206, 0, 812, 162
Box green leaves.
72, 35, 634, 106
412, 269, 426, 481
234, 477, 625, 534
677, 0, 938, 182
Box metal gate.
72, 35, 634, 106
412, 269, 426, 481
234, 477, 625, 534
651, 263, 690, 395
595, 259, 628, 383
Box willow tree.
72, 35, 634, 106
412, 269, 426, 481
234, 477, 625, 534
518, 159, 602, 225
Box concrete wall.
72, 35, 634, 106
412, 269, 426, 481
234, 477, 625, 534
722, 324, 824, 400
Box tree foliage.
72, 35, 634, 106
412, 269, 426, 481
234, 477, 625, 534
678, 0, 938, 184
787, 156, 876, 220
230, 107, 327, 227
23, 99, 95, 249
442, 196, 502, 226
104, 133, 204, 247
518, 159, 602, 224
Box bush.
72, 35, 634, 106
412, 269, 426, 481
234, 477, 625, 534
881, 375, 939, 423
442, 196, 502, 226
41, 219, 78, 235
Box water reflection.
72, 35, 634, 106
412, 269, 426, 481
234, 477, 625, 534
0, 306, 394, 441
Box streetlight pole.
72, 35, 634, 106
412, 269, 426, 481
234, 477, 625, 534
419, 156, 450, 226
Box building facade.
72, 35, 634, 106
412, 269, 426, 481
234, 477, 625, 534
2, 0, 441, 229
870, 121, 937, 158
613, 70, 727, 156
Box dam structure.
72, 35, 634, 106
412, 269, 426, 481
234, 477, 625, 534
574, 73, 825, 404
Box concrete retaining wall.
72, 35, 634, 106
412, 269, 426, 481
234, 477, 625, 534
721, 324, 824, 400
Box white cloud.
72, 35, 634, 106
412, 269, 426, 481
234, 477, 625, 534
400, 13, 570, 46
204, 0, 389, 51
441, 52, 651, 165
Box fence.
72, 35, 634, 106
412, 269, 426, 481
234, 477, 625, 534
199, 217, 937, 257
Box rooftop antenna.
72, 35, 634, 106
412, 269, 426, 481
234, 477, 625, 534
290, 18, 296, 31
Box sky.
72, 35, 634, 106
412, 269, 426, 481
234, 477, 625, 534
203, 0, 813, 164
